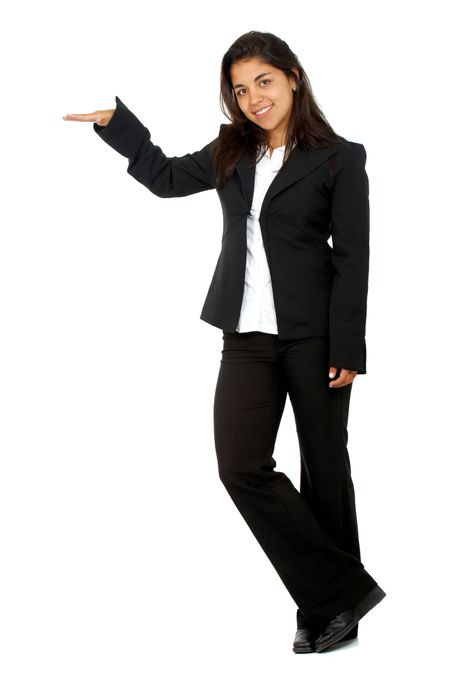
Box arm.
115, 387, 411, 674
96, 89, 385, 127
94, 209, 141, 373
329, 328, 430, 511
328, 142, 370, 375
93, 96, 218, 198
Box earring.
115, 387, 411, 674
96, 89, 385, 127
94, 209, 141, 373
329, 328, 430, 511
292, 87, 296, 93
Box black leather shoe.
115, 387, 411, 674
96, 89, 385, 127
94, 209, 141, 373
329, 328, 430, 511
292, 609, 316, 653
315, 583, 386, 653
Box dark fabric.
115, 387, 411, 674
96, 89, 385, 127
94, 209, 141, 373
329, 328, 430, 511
213, 331, 378, 632
93, 96, 370, 373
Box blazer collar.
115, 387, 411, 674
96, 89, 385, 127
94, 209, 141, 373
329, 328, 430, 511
235, 143, 342, 215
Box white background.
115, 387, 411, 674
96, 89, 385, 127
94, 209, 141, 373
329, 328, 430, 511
1, 0, 448, 672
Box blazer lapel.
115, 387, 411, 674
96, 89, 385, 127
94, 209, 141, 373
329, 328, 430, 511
235, 143, 342, 216
235, 155, 256, 215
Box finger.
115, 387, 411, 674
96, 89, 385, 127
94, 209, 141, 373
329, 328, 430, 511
329, 369, 350, 387
329, 375, 345, 387
328, 367, 337, 379
62, 112, 98, 122
329, 373, 354, 388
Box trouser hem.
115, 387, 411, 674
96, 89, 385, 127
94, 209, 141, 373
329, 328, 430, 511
300, 570, 378, 631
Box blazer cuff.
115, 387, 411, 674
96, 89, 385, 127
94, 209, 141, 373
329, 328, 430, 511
329, 335, 367, 374
93, 95, 148, 159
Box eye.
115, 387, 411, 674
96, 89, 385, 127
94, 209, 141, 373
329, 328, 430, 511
260, 79, 270, 86
236, 88, 245, 96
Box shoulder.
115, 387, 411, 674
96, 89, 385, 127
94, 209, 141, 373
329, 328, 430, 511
206, 122, 229, 148
332, 136, 367, 161
326, 137, 368, 180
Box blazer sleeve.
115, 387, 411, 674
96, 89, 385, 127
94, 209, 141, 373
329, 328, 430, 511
328, 142, 370, 375
92, 96, 218, 197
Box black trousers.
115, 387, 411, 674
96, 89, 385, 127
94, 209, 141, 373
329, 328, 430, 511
213, 330, 379, 635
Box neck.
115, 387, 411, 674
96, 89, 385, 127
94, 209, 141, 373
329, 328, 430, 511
268, 129, 287, 149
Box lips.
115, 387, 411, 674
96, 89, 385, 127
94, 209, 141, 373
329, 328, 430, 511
253, 103, 274, 118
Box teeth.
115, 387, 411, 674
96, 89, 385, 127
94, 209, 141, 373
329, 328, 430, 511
255, 105, 272, 115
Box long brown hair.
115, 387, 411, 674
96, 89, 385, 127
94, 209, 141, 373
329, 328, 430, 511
213, 31, 344, 188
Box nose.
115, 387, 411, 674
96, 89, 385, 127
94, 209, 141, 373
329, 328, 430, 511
249, 88, 264, 107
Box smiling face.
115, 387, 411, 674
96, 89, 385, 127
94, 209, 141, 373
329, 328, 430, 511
230, 57, 299, 148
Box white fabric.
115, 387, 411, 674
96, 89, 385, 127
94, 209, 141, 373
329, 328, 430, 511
236, 145, 286, 334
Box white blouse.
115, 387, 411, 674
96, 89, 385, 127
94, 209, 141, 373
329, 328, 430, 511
236, 144, 286, 334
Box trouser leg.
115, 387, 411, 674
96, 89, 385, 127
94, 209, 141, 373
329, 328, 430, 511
280, 335, 361, 638
213, 331, 378, 633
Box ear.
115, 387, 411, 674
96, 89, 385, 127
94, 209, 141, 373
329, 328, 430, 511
290, 67, 300, 85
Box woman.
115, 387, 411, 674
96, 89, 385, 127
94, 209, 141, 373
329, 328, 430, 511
63, 30, 386, 653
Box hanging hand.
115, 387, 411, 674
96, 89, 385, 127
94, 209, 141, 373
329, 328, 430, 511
328, 367, 357, 388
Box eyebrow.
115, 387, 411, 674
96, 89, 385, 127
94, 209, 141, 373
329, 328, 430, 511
232, 72, 272, 90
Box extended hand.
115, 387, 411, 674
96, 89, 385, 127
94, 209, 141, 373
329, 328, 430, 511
62, 107, 116, 126
328, 366, 357, 388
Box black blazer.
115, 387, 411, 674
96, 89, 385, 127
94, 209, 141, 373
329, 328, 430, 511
94, 96, 370, 374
